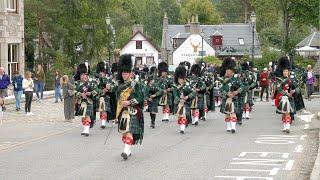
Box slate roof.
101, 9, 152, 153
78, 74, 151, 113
296, 31, 320, 48
165, 23, 261, 56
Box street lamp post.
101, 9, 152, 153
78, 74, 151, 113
250, 11, 256, 61
201, 31, 204, 61
105, 15, 111, 65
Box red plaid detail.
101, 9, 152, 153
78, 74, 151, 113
81, 117, 91, 126
225, 117, 230, 122
124, 136, 133, 145
162, 107, 170, 114
282, 115, 291, 123
178, 117, 187, 125
230, 117, 238, 122
100, 112, 107, 121
192, 110, 199, 117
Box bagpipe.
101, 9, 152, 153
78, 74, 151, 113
159, 80, 170, 106
116, 81, 137, 133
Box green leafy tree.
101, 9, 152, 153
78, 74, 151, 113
180, 0, 223, 24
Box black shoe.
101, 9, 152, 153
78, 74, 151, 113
227, 130, 231, 132
180, 130, 185, 134
2, 106, 5, 111
16, 108, 20, 111
85, 133, 89, 137
231, 129, 236, 133
81, 132, 85, 136
121, 152, 128, 160
150, 124, 155, 129
285, 129, 290, 134
101, 125, 106, 129
237, 121, 242, 125
194, 121, 199, 125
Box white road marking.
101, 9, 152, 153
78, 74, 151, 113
284, 160, 294, 170
231, 158, 286, 166
297, 114, 314, 122
300, 135, 307, 140
225, 167, 280, 176
294, 145, 303, 153
239, 152, 289, 159
255, 135, 297, 144
214, 176, 273, 180
304, 124, 310, 129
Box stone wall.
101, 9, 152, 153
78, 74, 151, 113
0, 0, 25, 77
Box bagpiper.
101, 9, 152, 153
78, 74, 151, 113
172, 65, 196, 134
95, 61, 111, 129
240, 62, 257, 120
74, 63, 98, 136
157, 62, 173, 122
219, 58, 244, 133
146, 66, 160, 128
189, 63, 207, 124
116, 55, 144, 160
274, 57, 300, 133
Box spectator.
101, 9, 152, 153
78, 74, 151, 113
0, 67, 10, 111
259, 68, 270, 101
22, 71, 34, 116
34, 64, 45, 101
54, 70, 63, 103
61, 75, 75, 122
12, 70, 24, 111
305, 65, 315, 101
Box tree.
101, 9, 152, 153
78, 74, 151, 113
180, 0, 223, 24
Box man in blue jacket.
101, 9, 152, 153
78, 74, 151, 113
12, 71, 24, 111
0, 67, 11, 111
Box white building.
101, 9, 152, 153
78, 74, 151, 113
0, 0, 25, 79
120, 25, 160, 67
172, 34, 215, 66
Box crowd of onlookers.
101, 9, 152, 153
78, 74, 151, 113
0, 64, 74, 120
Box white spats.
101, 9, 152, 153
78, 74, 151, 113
245, 111, 250, 119
180, 124, 186, 132
101, 120, 106, 126
226, 122, 231, 131
231, 122, 236, 131
124, 144, 131, 155
81, 125, 90, 136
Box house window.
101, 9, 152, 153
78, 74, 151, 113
146, 56, 155, 65
7, 0, 17, 13
134, 57, 143, 67
8, 44, 19, 79
136, 41, 142, 49
238, 38, 245, 46
173, 39, 177, 49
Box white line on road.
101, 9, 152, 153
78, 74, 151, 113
225, 168, 280, 176
260, 135, 299, 137
294, 145, 303, 153
238, 152, 289, 159
284, 160, 294, 170
300, 135, 307, 140
304, 124, 310, 129
214, 176, 273, 180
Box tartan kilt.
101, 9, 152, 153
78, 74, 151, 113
244, 90, 254, 106
213, 88, 221, 97
147, 98, 158, 113
128, 115, 143, 135
159, 92, 173, 107
276, 96, 296, 114
197, 94, 206, 110
220, 97, 242, 114
77, 102, 94, 117
293, 92, 305, 112
104, 96, 111, 113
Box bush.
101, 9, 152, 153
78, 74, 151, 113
293, 55, 316, 69
201, 56, 222, 66
253, 49, 281, 71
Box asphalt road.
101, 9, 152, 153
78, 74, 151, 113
0, 98, 319, 180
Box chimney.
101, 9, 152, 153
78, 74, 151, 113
190, 14, 200, 34
132, 24, 144, 35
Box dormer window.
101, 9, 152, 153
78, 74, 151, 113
238, 38, 245, 46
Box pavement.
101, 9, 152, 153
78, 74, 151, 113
0, 95, 319, 180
